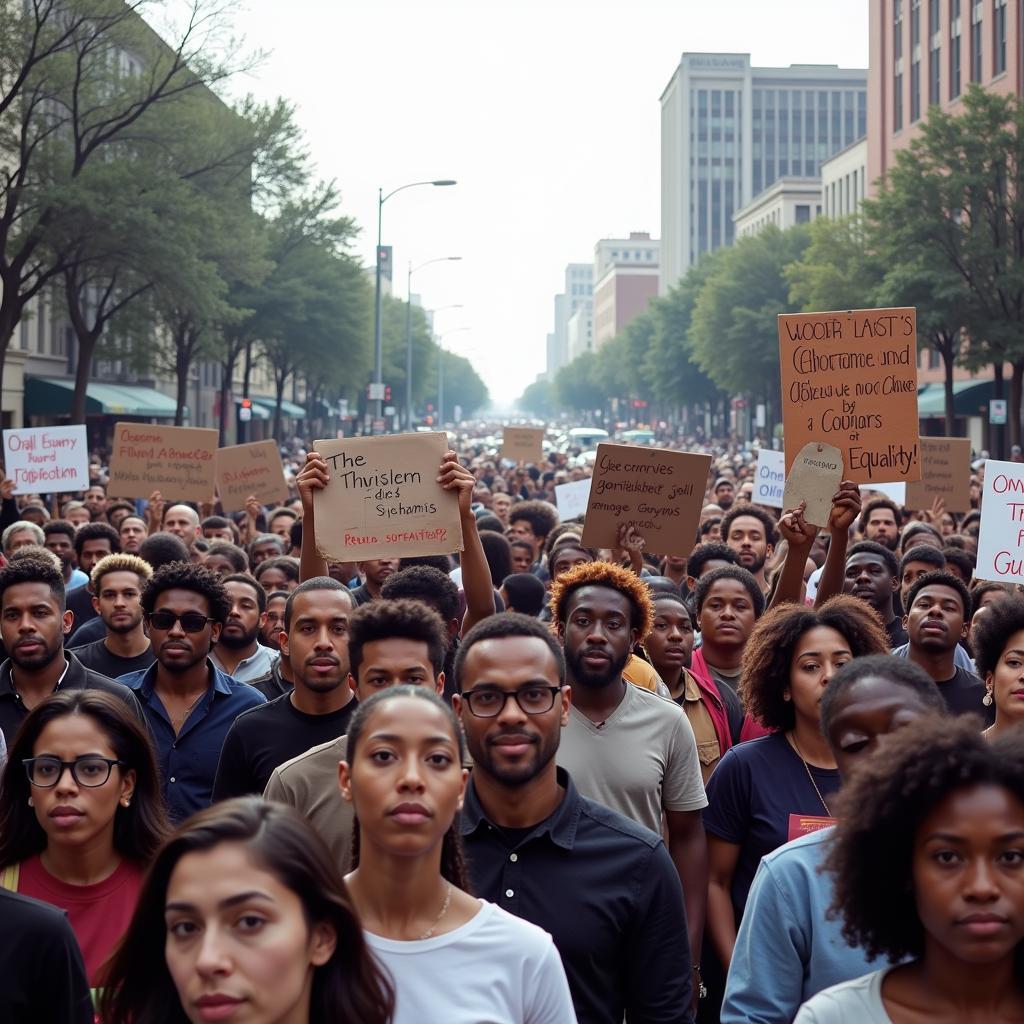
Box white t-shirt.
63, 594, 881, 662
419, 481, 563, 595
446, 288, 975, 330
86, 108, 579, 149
794, 968, 893, 1023
364, 900, 576, 1024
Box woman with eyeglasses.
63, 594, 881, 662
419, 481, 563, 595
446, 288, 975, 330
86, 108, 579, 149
0, 689, 169, 988
339, 685, 576, 1023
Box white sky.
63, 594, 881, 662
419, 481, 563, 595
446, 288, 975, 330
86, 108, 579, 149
230, 0, 869, 405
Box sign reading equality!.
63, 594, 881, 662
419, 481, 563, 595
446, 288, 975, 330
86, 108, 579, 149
215, 440, 289, 513
580, 443, 711, 556
779, 307, 921, 484
107, 422, 217, 503
311, 432, 463, 562
976, 459, 1024, 583
2, 425, 88, 494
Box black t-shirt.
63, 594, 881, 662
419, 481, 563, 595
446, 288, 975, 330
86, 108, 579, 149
70, 638, 155, 678
939, 665, 995, 725
212, 691, 358, 800
885, 616, 909, 649
63, 586, 98, 647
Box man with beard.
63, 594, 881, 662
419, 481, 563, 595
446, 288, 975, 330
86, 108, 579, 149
550, 560, 707, 981
455, 613, 694, 1024
70, 554, 155, 677
119, 563, 264, 821
117, 515, 148, 554
209, 574, 280, 683
842, 541, 906, 647
212, 577, 355, 799
720, 506, 777, 596
713, 478, 735, 510
0, 557, 143, 745
857, 497, 901, 551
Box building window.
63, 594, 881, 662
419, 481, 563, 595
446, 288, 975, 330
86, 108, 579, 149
911, 59, 921, 120
950, 0, 962, 96
795, 204, 811, 224
971, 0, 983, 82
894, 70, 904, 129
994, 0, 1007, 74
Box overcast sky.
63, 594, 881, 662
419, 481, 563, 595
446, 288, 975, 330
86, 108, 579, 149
231, 0, 869, 405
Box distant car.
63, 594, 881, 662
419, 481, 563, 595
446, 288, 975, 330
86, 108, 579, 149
620, 429, 655, 446
567, 427, 609, 449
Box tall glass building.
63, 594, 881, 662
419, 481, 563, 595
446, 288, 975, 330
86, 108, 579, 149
660, 53, 867, 293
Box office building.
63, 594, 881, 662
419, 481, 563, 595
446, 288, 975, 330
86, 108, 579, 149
821, 138, 869, 218
544, 263, 593, 375
592, 233, 660, 349
733, 178, 823, 237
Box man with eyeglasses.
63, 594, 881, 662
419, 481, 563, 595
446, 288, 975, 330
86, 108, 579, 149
0, 557, 144, 746
119, 562, 264, 822
455, 613, 693, 1024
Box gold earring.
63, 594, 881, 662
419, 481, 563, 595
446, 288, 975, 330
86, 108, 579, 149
983, 689, 994, 707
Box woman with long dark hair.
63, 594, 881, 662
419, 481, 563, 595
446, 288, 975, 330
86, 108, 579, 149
99, 797, 394, 1024
340, 685, 576, 1023
0, 689, 169, 987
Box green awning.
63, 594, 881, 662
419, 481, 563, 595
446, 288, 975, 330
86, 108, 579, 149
916, 378, 996, 418
250, 395, 306, 419
26, 377, 183, 419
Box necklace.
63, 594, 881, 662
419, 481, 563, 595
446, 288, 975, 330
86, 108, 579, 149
418, 883, 452, 940
170, 692, 204, 732
789, 733, 833, 817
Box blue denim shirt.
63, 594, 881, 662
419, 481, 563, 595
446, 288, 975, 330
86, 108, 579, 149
120, 660, 265, 823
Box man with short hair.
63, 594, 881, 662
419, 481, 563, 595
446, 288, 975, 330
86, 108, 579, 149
264, 597, 448, 867
685, 542, 739, 595
2, 520, 44, 556
42, 521, 88, 590
162, 504, 201, 547
713, 477, 735, 510
201, 515, 236, 542
105, 501, 135, 532
550, 560, 708, 973
0, 556, 143, 744
267, 507, 297, 542
692, 566, 765, 698
858, 497, 901, 551
507, 500, 559, 565
261, 590, 288, 650
64, 522, 121, 637
70, 554, 155, 677
253, 555, 300, 594
351, 558, 397, 606
248, 533, 285, 567
843, 540, 906, 647
209, 573, 280, 683
720, 506, 777, 596
456, 613, 693, 1023
899, 545, 946, 609
213, 577, 356, 799
62, 501, 91, 529
82, 484, 108, 521
903, 569, 991, 722
118, 515, 148, 554
120, 563, 265, 821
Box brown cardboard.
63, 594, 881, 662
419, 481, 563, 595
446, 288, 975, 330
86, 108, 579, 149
580, 443, 712, 556
783, 442, 844, 528
501, 426, 545, 464
904, 437, 973, 513
215, 440, 289, 513
779, 307, 921, 484
107, 422, 218, 503
311, 432, 463, 561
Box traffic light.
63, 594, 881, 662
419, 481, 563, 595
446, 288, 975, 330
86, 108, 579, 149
241, 398, 252, 409
385, 385, 392, 402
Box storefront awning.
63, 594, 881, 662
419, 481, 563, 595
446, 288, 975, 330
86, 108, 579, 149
250, 395, 306, 419
917, 378, 996, 418
26, 377, 183, 419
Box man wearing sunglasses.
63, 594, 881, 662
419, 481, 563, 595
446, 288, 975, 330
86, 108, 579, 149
454, 613, 693, 1024
119, 562, 264, 822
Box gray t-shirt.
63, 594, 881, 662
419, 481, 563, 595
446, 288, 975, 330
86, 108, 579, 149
557, 681, 707, 834
794, 969, 893, 1023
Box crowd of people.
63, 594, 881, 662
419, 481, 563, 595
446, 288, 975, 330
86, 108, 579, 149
0, 430, 1020, 1024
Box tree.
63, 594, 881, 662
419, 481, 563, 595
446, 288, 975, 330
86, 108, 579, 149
439, 352, 488, 420
518, 378, 555, 418
554, 352, 605, 415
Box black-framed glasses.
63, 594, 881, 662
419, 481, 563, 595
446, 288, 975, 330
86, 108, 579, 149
23, 756, 127, 789
461, 686, 562, 718
147, 611, 215, 633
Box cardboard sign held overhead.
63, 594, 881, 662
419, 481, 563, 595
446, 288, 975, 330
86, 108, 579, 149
554, 477, 592, 521
3, 425, 88, 495
580, 443, 711, 556
779, 307, 921, 484
783, 442, 844, 528
216, 440, 289, 513
904, 437, 973, 514
501, 427, 545, 464
976, 459, 1024, 583
107, 422, 217, 503
753, 448, 785, 509
312, 432, 463, 562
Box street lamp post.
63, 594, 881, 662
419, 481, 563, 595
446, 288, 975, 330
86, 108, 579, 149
405, 259, 461, 431
373, 179, 456, 433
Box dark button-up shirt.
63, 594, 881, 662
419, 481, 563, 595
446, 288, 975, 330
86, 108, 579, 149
120, 660, 264, 822
461, 767, 693, 1024
0, 653, 144, 745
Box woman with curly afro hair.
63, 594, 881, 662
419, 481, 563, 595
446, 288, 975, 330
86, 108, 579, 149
972, 592, 1024, 740
703, 595, 889, 974
795, 717, 1024, 1022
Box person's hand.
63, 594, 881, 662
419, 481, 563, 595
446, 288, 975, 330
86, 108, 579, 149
296, 452, 330, 511
922, 495, 946, 525
0, 473, 15, 501
829, 480, 862, 537
147, 490, 165, 531
617, 522, 646, 556
438, 451, 475, 517
778, 503, 815, 550
244, 495, 263, 521
199, 501, 214, 520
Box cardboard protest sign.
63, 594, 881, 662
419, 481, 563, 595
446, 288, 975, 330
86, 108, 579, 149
753, 448, 785, 508
311, 432, 463, 562
2, 425, 88, 494
555, 477, 592, 521
580, 443, 711, 555
976, 459, 1024, 583
783, 443, 844, 527
904, 437, 972, 513
107, 423, 217, 503
215, 440, 289, 513
779, 307, 920, 484
501, 427, 545, 464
